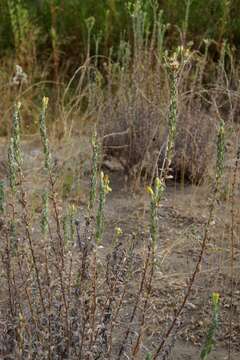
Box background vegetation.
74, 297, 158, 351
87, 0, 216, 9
0, 0, 239, 70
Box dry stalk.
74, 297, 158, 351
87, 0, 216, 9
117, 244, 151, 359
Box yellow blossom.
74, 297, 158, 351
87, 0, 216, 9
115, 227, 123, 237
147, 186, 154, 196
42, 96, 49, 109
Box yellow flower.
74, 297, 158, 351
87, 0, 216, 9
212, 292, 220, 305
42, 96, 49, 109
147, 186, 154, 196
155, 177, 162, 189
103, 175, 111, 193
115, 227, 123, 237
69, 204, 76, 213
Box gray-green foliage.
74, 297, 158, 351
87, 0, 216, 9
89, 128, 99, 211
39, 97, 52, 172
95, 171, 111, 243
145, 353, 152, 360
12, 103, 22, 168
8, 103, 22, 193
147, 177, 165, 247
200, 293, 220, 360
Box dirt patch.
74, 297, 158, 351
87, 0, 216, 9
86, 167, 239, 358
171, 341, 239, 360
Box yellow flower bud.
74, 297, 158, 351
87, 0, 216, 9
147, 186, 154, 196
103, 174, 112, 193
115, 227, 123, 237
42, 96, 49, 109
212, 292, 220, 305
155, 177, 162, 189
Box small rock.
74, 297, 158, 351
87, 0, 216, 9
102, 157, 124, 172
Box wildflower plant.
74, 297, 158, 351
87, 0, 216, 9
201, 293, 220, 360
96, 171, 111, 243
8, 102, 22, 193
115, 226, 123, 237
39, 97, 52, 172
89, 127, 100, 211
13, 103, 23, 169
147, 177, 165, 248
113, 226, 123, 247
